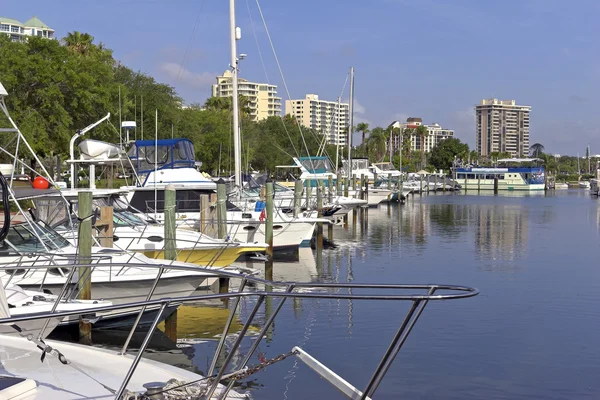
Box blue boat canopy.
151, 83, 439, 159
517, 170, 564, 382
129, 138, 196, 173
296, 156, 334, 174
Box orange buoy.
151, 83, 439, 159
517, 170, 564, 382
32, 176, 49, 189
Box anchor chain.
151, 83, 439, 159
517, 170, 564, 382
136, 350, 300, 399
222, 349, 299, 382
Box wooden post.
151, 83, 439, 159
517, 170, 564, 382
265, 181, 274, 281
163, 184, 178, 341
199, 194, 208, 233
360, 174, 365, 200
464, 177, 468, 193
336, 175, 342, 197
493, 177, 499, 194
420, 174, 423, 195
373, 172, 378, 185
216, 180, 227, 239
387, 173, 392, 190
96, 206, 114, 248
478, 177, 481, 192
164, 184, 177, 261
77, 190, 93, 345
426, 175, 430, 194
328, 175, 333, 203
294, 180, 303, 217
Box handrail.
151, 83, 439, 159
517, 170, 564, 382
0, 255, 478, 400
0, 285, 478, 325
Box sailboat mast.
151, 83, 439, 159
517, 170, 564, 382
335, 96, 341, 171
230, 0, 242, 188
347, 67, 354, 179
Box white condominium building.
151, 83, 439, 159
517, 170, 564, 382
285, 94, 350, 146
0, 16, 54, 42
211, 70, 281, 121
389, 117, 454, 153
475, 98, 530, 157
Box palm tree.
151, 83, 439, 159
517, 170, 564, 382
356, 122, 370, 157
63, 31, 95, 55
529, 143, 545, 157
368, 127, 387, 161
416, 125, 429, 167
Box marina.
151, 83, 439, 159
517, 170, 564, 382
1, 1, 599, 398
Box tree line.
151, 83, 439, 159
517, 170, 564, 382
3, 32, 577, 178
0, 32, 333, 175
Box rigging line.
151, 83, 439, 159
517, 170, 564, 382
245, 0, 269, 83
254, 0, 311, 159
175, 0, 206, 83
245, 0, 301, 160
318, 73, 349, 157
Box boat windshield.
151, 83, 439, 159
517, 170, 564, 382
245, 174, 292, 195
3, 221, 71, 253
114, 211, 148, 227
351, 159, 370, 170
298, 158, 334, 174
374, 162, 396, 171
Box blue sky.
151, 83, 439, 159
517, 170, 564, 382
4, 0, 600, 154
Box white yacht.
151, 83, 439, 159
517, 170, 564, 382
455, 158, 545, 191
122, 139, 323, 250
1, 283, 112, 338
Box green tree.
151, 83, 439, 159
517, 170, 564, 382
367, 127, 387, 162
356, 122, 370, 157
416, 125, 429, 167
429, 138, 469, 172
62, 31, 95, 55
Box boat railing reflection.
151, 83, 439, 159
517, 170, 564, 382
0, 259, 478, 400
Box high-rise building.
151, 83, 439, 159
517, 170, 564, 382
285, 94, 350, 146
211, 70, 281, 121
388, 118, 454, 153
475, 99, 530, 157
0, 16, 55, 42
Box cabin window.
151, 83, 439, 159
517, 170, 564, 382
457, 173, 465, 179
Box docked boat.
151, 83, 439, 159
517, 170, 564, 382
371, 161, 402, 178
455, 158, 545, 191
1, 283, 112, 338
553, 182, 569, 190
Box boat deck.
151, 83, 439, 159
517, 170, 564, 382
0, 335, 247, 399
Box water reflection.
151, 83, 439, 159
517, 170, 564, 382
474, 204, 527, 266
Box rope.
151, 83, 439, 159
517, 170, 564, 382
253, 0, 310, 159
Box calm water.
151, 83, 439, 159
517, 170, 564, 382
162, 190, 600, 399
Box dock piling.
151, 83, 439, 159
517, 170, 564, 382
77, 190, 93, 345
265, 181, 274, 281
164, 184, 179, 341
294, 179, 303, 217
216, 180, 227, 239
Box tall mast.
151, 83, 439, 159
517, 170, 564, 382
347, 67, 354, 179
335, 96, 341, 171
230, 0, 242, 188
